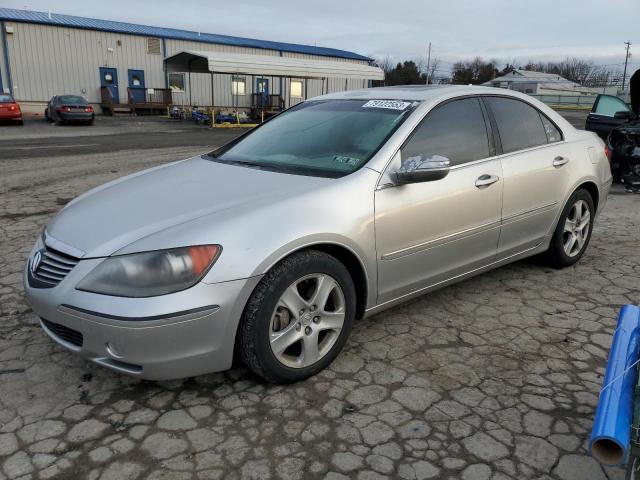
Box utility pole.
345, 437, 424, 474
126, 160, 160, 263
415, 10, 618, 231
426, 42, 431, 85
622, 41, 632, 91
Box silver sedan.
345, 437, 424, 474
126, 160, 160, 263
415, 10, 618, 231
24, 86, 612, 382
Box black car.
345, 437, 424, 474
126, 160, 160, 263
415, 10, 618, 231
585, 94, 640, 191
45, 95, 94, 125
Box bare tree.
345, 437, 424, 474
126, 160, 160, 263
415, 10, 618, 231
427, 57, 440, 84
374, 55, 394, 73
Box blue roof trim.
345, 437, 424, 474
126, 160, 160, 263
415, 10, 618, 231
0, 8, 371, 62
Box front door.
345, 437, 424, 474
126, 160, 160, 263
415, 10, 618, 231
256, 78, 269, 108
375, 97, 503, 304
585, 94, 633, 139
128, 69, 145, 103
99, 67, 119, 103
482, 96, 573, 258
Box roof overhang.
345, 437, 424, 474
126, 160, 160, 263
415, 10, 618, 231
164, 50, 384, 81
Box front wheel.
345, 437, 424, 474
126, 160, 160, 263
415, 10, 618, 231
546, 189, 595, 268
238, 250, 356, 383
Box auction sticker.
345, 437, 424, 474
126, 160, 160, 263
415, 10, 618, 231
362, 100, 411, 110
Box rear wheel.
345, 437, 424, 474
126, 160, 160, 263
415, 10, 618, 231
238, 250, 356, 383
546, 189, 594, 268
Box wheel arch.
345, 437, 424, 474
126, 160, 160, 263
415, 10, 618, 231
252, 239, 372, 320
577, 180, 600, 212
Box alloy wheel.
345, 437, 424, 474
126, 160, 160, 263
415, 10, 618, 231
562, 199, 591, 257
269, 273, 345, 368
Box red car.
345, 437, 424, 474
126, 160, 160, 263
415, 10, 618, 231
0, 93, 23, 125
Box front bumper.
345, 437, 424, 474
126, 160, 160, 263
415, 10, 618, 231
24, 240, 261, 380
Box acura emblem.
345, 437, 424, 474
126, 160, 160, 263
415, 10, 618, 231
30, 250, 43, 274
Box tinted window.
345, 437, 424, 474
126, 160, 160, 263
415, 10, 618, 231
593, 95, 631, 117
59, 95, 88, 105
485, 97, 548, 153
0, 94, 13, 103
402, 98, 489, 166
539, 113, 562, 143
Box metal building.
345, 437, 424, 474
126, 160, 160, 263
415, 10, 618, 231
0, 8, 383, 114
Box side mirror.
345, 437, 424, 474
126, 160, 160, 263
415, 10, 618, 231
393, 155, 451, 184
614, 110, 634, 121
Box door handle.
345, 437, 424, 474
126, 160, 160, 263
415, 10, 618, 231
475, 174, 499, 188
553, 156, 570, 167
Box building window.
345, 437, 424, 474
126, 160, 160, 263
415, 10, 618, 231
146, 37, 161, 55
168, 73, 185, 92
232, 76, 246, 95
290, 80, 303, 98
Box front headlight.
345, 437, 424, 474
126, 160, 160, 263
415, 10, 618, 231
77, 245, 221, 297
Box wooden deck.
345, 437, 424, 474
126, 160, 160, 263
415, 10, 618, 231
100, 87, 172, 115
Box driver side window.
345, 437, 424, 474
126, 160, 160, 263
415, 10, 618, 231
593, 95, 631, 117
401, 98, 490, 167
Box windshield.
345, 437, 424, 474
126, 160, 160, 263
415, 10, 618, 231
211, 99, 416, 177
59, 95, 88, 104
0, 94, 14, 103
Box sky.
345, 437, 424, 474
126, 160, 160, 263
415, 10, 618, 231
3, 0, 639, 76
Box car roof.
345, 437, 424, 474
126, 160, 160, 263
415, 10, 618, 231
314, 85, 532, 102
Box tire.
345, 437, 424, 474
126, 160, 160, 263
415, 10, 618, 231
16, 119, 23, 126
238, 249, 356, 383
546, 188, 595, 268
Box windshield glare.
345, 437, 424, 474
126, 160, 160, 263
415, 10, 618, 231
215, 99, 415, 177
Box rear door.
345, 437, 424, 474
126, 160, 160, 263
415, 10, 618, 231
483, 96, 572, 258
375, 97, 503, 304
585, 94, 632, 139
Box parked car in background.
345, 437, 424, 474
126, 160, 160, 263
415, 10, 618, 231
585, 94, 640, 190
45, 95, 94, 125
0, 93, 23, 125
25, 86, 611, 383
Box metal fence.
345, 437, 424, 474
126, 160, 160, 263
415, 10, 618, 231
529, 93, 631, 110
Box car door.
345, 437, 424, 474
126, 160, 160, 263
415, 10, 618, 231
483, 96, 572, 259
585, 94, 633, 139
375, 97, 503, 304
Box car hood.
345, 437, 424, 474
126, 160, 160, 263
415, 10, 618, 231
47, 156, 331, 258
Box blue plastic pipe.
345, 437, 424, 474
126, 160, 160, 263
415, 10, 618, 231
590, 305, 640, 466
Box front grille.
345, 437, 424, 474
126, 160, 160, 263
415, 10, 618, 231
41, 319, 83, 347
32, 245, 80, 287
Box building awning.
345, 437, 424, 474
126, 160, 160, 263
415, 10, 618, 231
164, 50, 384, 81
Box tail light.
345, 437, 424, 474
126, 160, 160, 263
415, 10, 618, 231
8, 104, 16, 111
604, 144, 611, 162
85, 106, 93, 113
57, 106, 71, 113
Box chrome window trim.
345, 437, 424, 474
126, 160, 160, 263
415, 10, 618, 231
375, 93, 570, 186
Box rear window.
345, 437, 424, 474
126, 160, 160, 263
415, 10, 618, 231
59, 96, 88, 104
0, 94, 14, 103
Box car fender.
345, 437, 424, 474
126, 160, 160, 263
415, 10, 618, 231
244, 233, 377, 309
